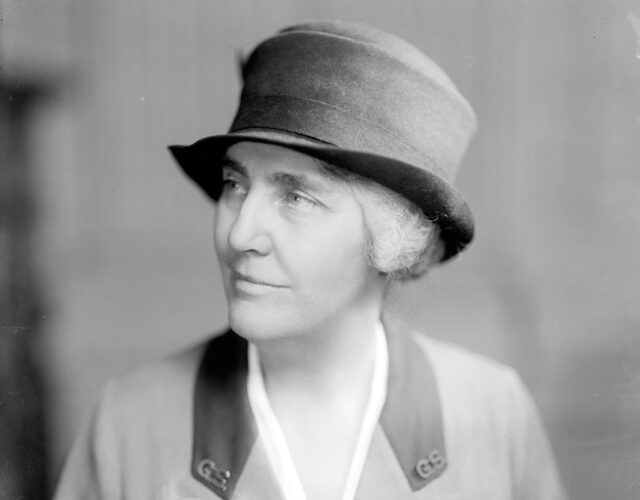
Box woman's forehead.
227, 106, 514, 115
223, 141, 350, 193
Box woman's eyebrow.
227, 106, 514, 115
221, 155, 332, 192
220, 156, 247, 176
270, 171, 330, 193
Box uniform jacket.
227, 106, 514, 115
54, 315, 566, 500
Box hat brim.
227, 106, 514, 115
168, 132, 474, 262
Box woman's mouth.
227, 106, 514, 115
231, 270, 288, 295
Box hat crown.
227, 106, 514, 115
278, 20, 457, 91
233, 20, 477, 183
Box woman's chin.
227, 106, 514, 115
227, 303, 298, 342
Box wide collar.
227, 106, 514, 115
191, 315, 447, 498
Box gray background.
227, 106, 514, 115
2, 0, 640, 498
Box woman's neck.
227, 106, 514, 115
254, 304, 383, 411
250, 300, 387, 500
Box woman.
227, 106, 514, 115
55, 20, 566, 500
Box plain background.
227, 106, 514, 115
2, 0, 640, 498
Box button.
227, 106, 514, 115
415, 448, 446, 480
197, 459, 231, 492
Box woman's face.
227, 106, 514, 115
214, 141, 384, 342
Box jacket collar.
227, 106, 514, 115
191, 315, 447, 498
379, 314, 447, 491
192, 332, 256, 497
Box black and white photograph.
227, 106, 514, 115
1, 1, 640, 499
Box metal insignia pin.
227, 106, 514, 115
415, 448, 447, 480
197, 459, 231, 492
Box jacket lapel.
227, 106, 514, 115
191, 317, 446, 500
366, 315, 448, 494
191, 331, 281, 499
355, 425, 416, 499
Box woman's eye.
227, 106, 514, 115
223, 179, 237, 189
222, 178, 246, 196
283, 191, 315, 208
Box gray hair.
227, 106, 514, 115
318, 161, 444, 279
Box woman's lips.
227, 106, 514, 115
231, 270, 288, 294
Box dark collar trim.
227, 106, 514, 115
192, 331, 257, 499
191, 317, 447, 497
380, 314, 447, 490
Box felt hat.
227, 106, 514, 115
169, 20, 478, 262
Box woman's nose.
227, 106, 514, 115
226, 192, 272, 255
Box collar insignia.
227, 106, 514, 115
415, 448, 447, 480
379, 313, 448, 490
191, 315, 447, 497
191, 331, 256, 499
196, 459, 231, 493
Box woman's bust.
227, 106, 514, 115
54, 20, 566, 500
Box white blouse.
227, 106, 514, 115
246, 324, 388, 500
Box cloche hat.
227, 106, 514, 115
169, 20, 478, 261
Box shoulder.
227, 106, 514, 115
390, 317, 535, 432
395, 321, 569, 498
93, 333, 229, 438
415, 333, 523, 394
386, 313, 523, 398
103, 339, 206, 408
54, 334, 228, 500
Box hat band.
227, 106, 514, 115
229, 95, 449, 181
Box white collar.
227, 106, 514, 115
247, 323, 389, 500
